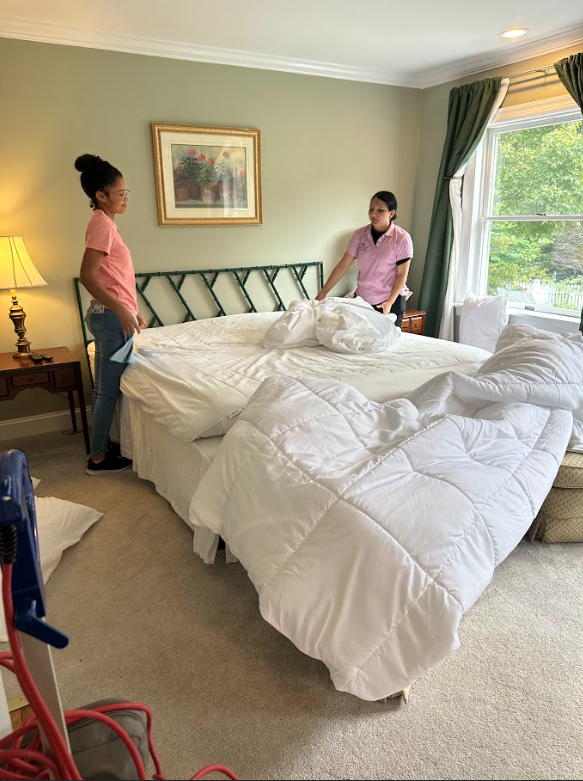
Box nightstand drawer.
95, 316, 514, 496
0, 378, 7, 397
11, 371, 50, 388
54, 368, 76, 388
401, 320, 411, 332
410, 317, 424, 333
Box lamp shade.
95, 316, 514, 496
0, 236, 47, 290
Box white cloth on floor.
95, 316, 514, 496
0, 487, 103, 642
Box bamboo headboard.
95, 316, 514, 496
74, 261, 324, 371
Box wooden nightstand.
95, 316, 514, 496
401, 309, 426, 335
0, 347, 90, 453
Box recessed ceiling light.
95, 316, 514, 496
499, 28, 530, 39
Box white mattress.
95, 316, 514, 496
119, 313, 491, 442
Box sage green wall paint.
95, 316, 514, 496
0, 38, 420, 424
410, 43, 583, 308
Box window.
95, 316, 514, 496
474, 98, 583, 318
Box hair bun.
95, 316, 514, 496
74, 154, 102, 173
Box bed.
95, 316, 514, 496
75, 263, 492, 564
76, 265, 583, 701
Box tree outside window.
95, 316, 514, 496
482, 116, 583, 314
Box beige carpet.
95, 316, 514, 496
2, 430, 583, 780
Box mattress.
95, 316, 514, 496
119, 312, 492, 443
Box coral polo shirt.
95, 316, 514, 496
85, 209, 138, 314
346, 223, 413, 306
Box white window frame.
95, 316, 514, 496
467, 94, 582, 320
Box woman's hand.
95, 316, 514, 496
378, 300, 394, 315
116, 307, 141, 335
316, 253, 355, 301
137, 314, 148, 329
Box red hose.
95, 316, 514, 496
0, 564, 239, 781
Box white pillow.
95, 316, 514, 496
494, 322, 582, 353
452, 327, 583, 412
459, 293, 508, 353
0, 496, 103, 642
491, 323, 583, 452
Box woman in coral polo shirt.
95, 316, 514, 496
316, 191, 413, 326
75, 153, 147, 475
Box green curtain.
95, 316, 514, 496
418, 78, 502, 337
554, 52, 583, 331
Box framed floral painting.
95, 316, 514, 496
151, 123, 262, 226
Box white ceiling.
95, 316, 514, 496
1, 0, 582, 87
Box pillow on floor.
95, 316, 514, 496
0, 495, 103, 642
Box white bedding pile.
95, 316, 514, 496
263, 296, 401, 353
189, 326, 583, 700
120, 312, 490, 441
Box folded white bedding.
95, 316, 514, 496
189, 326, 583, 700
120, 312, 491, 442
263, 296, 401, 353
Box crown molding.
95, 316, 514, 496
417, 25, 583, 88
0, 18, 421, 87
1, 17, 581, 90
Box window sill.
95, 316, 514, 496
508, 308, 580, 324
453, 304, 580, 334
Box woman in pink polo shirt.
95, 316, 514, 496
316, 191, 412, 326
75, 153, 147, 475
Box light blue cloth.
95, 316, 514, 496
110, 335, 135, 364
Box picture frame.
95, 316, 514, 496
151, 123, 262, 226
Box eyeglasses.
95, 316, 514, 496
107, 189, 130, 199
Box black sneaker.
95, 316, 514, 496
86, 451, 132, 475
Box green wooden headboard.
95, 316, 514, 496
74, 261, 324, 370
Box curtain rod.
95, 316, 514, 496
506, 64, 557, 80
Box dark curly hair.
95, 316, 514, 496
74, 154, 123, 209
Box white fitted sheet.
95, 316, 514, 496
119, 313, 491, 442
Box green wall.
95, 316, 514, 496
0, 38, 420, 423
410, 42, 583, 305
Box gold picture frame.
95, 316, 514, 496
152, 123, 262, 226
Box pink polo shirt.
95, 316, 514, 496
85, 209, 138, 314
346, 223, 413, 306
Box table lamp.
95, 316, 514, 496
0, 236, 47, 358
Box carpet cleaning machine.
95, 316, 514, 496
0, 448, 239, 780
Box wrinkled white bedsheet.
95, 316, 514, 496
189, 328, 583, 700
120, 312, 490, 441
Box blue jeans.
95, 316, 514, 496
85, 309, 132, 457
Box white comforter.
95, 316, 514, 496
120, 312, 490, 441
190, 328, 583, 700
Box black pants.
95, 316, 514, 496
372, 295, 406, 327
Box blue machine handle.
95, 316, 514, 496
0, 449, 68, 649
